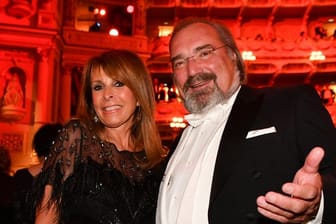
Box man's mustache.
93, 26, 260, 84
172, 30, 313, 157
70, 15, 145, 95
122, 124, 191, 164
183, 72, 217, 93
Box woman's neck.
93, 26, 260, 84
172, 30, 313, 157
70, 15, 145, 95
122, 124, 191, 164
101, 129, 139, 152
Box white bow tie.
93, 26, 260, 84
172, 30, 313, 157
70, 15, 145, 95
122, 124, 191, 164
185, 103, 228, 128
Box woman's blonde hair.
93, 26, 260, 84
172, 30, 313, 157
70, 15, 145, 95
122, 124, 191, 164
76, 49, 166, 168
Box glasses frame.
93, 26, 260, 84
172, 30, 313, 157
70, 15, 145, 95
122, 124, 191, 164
171, 44, 227, 71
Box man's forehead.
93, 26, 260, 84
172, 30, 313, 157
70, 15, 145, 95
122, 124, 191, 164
171, 23, 220, 47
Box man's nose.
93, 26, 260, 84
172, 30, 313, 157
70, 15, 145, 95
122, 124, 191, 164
186, 56, 203, 76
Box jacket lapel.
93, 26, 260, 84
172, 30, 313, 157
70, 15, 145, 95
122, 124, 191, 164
209, 85, 263, 204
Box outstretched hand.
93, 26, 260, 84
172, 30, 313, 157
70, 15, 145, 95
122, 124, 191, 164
256, 147, 324, 223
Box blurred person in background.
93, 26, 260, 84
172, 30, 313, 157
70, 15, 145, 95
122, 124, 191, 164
0, 145, 15, 224
13, 123, 63, 224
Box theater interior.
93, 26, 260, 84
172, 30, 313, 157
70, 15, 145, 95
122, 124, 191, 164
0, 0, 335, 171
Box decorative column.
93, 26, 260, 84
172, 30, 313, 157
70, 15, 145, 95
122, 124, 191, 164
63, 0, 76, 27
34, 47, 52, 124
134, 0, 146, 36
235, 15, 243, 39
59, 65, 72, 123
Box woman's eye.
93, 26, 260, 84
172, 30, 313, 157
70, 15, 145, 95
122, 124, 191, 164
114, 81, 124, 87
93, 84, 103, 91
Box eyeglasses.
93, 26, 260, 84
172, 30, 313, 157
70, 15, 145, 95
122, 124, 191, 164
171, 45, 226, 71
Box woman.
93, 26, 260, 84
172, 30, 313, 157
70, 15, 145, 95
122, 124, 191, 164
33, 50, 168, 224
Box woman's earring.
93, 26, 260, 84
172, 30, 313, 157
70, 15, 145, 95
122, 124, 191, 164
136, 102, 140, 107
94, 115, 99, 123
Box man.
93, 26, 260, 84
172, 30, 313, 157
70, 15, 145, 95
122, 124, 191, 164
156, 18, 336, 224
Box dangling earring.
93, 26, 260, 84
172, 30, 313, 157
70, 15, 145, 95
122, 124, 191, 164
135, 102, 141, 121
94, 115, 99, 123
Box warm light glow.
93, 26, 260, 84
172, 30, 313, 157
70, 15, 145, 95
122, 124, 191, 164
172, 117, 184, 123
170, 117, 186, 128
242, 51, 256, 61
309, 51, 326, 61
109, 28, 119, 36
99, 9, 106, 16
328, 18, 334, 23
93, 8, 99, 15
126, 5, 134, 13
158, 25, 173, 37
163, 85, 169, 102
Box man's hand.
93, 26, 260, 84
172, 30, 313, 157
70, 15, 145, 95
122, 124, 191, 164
256, 147, 324, 223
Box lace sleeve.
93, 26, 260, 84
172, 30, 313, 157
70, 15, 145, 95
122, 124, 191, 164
32, 119, 83, 210
43, 119, 83, 182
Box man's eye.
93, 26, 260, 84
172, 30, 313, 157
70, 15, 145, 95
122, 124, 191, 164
199, 49, 213, 58
114, 81, 124, 87
173, 60, 185, 69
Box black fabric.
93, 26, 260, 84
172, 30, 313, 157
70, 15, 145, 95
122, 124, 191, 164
31, 119, 165, 224
13, 168, 35, 224
0, 173, 15, 224
207, 85, 336, 224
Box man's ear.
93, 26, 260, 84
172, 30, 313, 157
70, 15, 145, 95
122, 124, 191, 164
228, 48, 237, 61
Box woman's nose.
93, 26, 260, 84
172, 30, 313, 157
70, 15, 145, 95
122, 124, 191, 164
103, 89, 113, 100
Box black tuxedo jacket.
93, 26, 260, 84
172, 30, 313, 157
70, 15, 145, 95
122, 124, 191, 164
183, 85, 336, 224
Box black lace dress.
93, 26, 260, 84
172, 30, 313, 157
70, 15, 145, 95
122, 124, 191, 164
31, 119, 166, 224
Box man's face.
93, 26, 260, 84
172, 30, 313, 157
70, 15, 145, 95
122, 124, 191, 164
170, 23, 240, 113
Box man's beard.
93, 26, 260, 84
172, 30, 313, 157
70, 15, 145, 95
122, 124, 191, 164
182, 72, 227, 114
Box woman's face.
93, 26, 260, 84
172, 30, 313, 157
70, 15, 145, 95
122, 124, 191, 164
91, 67, 137, 129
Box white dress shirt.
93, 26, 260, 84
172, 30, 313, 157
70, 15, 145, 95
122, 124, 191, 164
156, 88, 238, 224
156, 86, 323, 224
